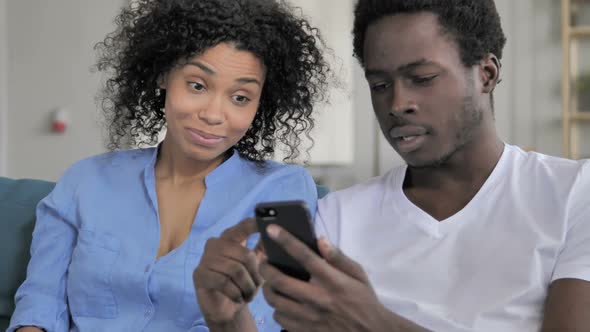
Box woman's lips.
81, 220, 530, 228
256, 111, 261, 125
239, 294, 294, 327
185, 128, 225, 147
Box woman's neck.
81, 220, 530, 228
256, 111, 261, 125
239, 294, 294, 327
154, 138, 226, 186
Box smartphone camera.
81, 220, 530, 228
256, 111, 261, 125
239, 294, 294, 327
257, 207, 278, 221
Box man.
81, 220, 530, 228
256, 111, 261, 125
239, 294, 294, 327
193, 0, 590, 331
257, 0, 590, 331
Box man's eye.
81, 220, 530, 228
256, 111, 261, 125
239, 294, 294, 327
370, 83, 390, 92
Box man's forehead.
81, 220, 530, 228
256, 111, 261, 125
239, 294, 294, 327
366, 12, 442, 39
363, 13, 459, 72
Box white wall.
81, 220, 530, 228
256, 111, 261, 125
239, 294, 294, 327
1, 0, 584, 185
0, 0, 8, 176
284, 0, 355, 165
4, 0, 123, 181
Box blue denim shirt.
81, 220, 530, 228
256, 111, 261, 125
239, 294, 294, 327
8, 147, 317, 332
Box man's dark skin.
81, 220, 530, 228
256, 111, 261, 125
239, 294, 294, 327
193, 11, 590, 332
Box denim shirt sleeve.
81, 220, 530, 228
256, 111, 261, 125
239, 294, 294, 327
270, 166, 318, 220
190, 166, 318, 332
8, 165, 81, 332
247, 166, 318, 332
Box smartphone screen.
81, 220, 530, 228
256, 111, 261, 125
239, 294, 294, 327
255, 200, 319, 281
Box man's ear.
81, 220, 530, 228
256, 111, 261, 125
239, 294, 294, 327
479, 53, 501, 94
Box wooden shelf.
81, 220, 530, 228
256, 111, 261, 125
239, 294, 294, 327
570, 26, 590, 37
562, 0, 589, 159
570, 112, 590, 120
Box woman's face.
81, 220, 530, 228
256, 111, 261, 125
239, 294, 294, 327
160, 42, 265, 163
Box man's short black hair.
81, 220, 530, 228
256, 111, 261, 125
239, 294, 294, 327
353, 0, 507, 67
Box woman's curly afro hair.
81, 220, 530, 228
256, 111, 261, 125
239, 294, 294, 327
352, 0, 507, 67
95, 0, 330, 162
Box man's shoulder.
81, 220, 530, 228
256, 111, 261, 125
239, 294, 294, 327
507, 145, 587, 182
509, 144, 582, 167
503, 145, 590, 209
318, 165, 403, 209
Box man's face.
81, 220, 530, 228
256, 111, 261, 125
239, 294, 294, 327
363, 12, 485, 168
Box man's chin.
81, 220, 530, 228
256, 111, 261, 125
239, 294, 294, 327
402, 151, 451, 169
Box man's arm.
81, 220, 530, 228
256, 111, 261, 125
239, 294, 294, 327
542, 163, 590, 332
541, 278, 590, 332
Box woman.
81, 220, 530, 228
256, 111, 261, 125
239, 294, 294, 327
8, 0, 330, 331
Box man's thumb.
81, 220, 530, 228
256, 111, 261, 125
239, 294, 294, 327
318, 237, 369, 284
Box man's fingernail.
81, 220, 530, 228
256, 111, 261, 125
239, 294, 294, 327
267, 225, 280, 238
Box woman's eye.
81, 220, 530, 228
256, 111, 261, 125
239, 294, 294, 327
232, 95, 251, 104
188, 82, 206, 91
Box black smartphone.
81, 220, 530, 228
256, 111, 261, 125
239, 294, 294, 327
255, 200, 319, 281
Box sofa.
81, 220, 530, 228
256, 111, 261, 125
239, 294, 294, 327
0, 176, 329, 330
0, 177, 55, 330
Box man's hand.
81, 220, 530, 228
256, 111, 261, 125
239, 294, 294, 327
259, 225, 431, 332
193, 218, 263, 331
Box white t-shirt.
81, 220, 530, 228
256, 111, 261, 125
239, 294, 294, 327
315, 144, 590, 332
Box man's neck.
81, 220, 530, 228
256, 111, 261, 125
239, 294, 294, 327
402, 129, 504, 221
405, 131, 504, 193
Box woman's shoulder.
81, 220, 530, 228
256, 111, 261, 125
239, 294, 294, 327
60, 148, 156, 181
239, 157, 311, 181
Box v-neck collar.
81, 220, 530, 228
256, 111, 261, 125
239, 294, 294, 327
391, 144, 510, 238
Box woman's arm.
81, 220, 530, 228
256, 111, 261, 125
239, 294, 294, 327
7, 167, 80, 332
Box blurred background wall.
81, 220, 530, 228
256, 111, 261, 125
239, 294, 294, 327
1, 0, 588, 190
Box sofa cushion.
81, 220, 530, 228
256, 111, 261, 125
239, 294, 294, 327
0, 177, 55, 329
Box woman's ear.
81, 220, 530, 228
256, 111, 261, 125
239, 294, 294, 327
480, 54, 501, 94
157, 73, 167, 89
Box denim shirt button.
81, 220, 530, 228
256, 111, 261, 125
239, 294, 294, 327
256, 316, 265, 326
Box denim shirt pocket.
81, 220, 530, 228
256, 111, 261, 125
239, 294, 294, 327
67, 229, 121, 318
175, 242, 205, 329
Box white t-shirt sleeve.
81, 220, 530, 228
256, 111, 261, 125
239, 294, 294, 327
551, 161, 590, 282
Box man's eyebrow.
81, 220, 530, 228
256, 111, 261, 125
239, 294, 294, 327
365, 58, 433, 77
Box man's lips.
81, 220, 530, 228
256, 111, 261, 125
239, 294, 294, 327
388, 125, 429, 153
389, 125, 428, 139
